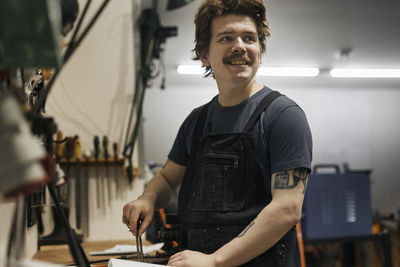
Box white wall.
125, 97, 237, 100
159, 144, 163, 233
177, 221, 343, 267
44, 0, 144, 242
1, 0, 146, 266
143, 82, 400, 215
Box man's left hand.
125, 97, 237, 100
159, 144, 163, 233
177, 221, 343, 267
167, 250, 216, 267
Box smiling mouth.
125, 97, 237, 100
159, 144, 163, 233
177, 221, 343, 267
228, 59, 249, 65
223, 55, 251, 66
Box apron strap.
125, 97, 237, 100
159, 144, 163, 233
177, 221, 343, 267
193, 101, 212, 139
243, 91, 282, 133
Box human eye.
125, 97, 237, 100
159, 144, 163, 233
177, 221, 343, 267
218, 35, 232, 42
244, 35, 257, 43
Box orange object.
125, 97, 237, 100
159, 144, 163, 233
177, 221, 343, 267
158, 208, 178, 247
41, 68, 53, 80
372, 223, 381, 234
296, 222, 306, 267
56, 130, 63, 159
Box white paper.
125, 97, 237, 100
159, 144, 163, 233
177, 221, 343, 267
108, 258, 166, 267
90, 243, 164, 256
8, 259, 64, 267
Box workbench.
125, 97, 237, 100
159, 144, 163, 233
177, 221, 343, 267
33, 239, 169, 266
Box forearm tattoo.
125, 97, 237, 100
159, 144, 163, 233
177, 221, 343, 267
237, 221, 255, 238
274, 168, 309, 194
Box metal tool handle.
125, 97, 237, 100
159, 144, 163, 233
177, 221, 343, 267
74, 136, 81, 160
123, 217, 144, 262
93, 136, 99, 160
113, 142, 118, 161
65, 137, 75, 160
103, 135, 109, 160
55, 130, 63, 159
136, 220, 144, 262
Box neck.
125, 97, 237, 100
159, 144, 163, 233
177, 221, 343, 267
217, 79, 263, 107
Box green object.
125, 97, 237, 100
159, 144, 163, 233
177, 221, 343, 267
167, 0, 196, 10
0, 0, 63, 68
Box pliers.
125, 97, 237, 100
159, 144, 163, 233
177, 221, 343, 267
123, 216, 144, 262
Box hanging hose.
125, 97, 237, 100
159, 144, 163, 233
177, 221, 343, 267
296, 222, 307, 267
122, 0, 159, 183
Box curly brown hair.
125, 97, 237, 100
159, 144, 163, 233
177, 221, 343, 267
193, 0, 270, 77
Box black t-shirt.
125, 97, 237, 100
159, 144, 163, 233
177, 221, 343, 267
168, 87, 312, 176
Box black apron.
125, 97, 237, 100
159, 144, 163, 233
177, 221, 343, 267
178, 91, 299, 267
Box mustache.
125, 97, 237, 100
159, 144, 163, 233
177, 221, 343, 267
222, 53, 251, 64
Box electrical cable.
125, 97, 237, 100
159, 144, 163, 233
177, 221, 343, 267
123, 0, 159, 182
64, 0, 92, 60
64, 0, 110, 63
32, 0, 111, 115
58, 78, 105, 134
47, 95, 94, 136
160, 43, 167, 89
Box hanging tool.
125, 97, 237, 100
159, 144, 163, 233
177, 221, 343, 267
93, 136, 101, 209
74, 135, 82, 230
83, 150, 91, 237
113, 142, 119, 196
55, 131, 64, 162
7, 195, 27, 264
54, 130, 67, 190
55, 130, 68, 203
65, 137, 75, 208
65, 137, 75, 179
123, 0, 163, 184
103, 135, 111, 204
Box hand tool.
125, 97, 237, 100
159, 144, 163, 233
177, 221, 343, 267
74, 135, 82, 230
54, 131, 67, 202
123, 216, 144, 262
55, 131, 66, 185
113, 142, 119, 196
136, 219, 144, 262
56, 130, 64, 162
65, 137, 75, 179
93, 136, 101, 209
83, 150, 91, 237
102, 135, 111, 205
65, 137, 75, 208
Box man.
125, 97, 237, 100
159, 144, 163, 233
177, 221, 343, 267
122, 0, 312, 266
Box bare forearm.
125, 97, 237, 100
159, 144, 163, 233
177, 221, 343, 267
213, 200, 301, 267
139, 160, 185, 209
140, 172, 176, 209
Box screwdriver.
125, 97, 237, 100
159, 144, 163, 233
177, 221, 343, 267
93, 136, 101, 209
65, 137, 75, 207
55, 131, 66, 197
65, 137, 75, 181
103, 135, 111, 204
74, 135, 82, 230
113, 142, 119, 196
55, 130, 64, 163
83, 150, 91, 237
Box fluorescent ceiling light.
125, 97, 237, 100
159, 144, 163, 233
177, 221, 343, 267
177, 65, 204, 75
177, 65, 320, 77
257, 67, 319, 77
330, 68, 400, 78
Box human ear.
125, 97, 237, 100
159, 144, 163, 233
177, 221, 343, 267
200, 55, 210, 67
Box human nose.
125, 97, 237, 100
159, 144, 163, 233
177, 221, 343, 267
231, 37, 246, 53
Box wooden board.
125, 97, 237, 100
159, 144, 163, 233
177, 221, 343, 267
32, 240, 168, 266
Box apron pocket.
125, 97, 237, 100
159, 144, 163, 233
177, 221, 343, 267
192, 153, 246, 212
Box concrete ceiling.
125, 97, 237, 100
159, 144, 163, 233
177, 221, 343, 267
150, 0, 400, 89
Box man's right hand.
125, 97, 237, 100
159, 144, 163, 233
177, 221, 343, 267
122, 195, 155, 237
122, 160, 186, 237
